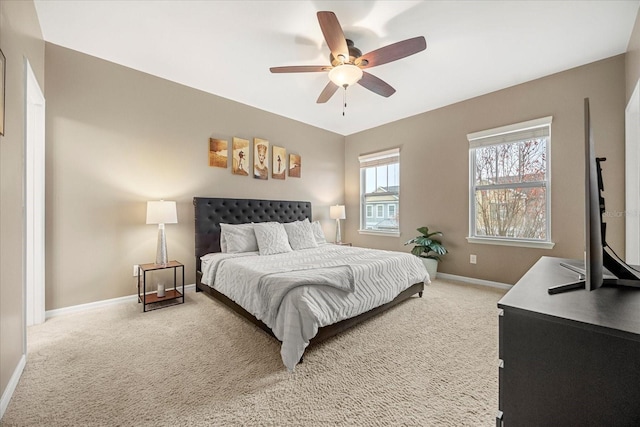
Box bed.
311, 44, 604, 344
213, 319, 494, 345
194, 197, 428, 370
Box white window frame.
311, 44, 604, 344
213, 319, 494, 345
376, 204, 384, 218
467, 117, 555, 249
359, 147, 400, 237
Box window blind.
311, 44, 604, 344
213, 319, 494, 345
358, 147, 400, 168
468, 116, 552, 149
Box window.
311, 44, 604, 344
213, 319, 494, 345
359, 148, 400, 235
468, 117, 554, 248
388, 204, 396, 218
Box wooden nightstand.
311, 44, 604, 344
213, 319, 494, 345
334, 242, 352, 246
137, 260, 185, 312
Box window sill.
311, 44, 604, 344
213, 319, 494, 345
358, 229, 401, 238
466, 236, 555, 249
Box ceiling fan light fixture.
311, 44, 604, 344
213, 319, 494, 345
328, 64, 363, 87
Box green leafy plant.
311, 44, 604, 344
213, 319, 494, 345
404, 226, 448, 261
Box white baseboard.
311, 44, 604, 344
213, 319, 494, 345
0, 354, 26, 420
45, 284, 196, 319
436, 272, 512, 290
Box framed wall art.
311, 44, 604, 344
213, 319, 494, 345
272, 145, 286, 180
208, 138, 228, 168
232, 137, 249, 176
289, 153, 301, 178
253, 138, 269, 180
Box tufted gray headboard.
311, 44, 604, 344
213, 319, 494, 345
193, 197, 312, 271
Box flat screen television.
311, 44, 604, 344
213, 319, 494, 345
548, 98, 640, 294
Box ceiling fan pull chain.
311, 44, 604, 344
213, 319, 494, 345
343, 85, 347, 116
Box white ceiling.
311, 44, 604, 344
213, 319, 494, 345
34, 0, 639, 136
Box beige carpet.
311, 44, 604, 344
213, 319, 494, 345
2, 279, 506, 427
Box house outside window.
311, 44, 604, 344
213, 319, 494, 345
359, 148, 400, 235
468, 116, 554, 249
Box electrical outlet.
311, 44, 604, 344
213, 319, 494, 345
133, 265, 139, 277
470, 254, 477, 264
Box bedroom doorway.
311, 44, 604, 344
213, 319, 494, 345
626, 80, 640, 265
24, 59, 46, 327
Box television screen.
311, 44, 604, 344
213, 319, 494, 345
548, 98, 640, 294
585, 98, 604, 291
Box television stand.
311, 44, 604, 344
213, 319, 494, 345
548, 278, 640, 294
547, 262, 585, 294
547, 255, 640, 294
547, 279, 585, 294
498, 257, 640, 426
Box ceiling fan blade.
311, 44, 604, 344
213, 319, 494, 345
357, 36, 427, 69
270, 66, 330, 73
317, 11, 349, 61
358, 72, 396, 97
316, 81, 339, 103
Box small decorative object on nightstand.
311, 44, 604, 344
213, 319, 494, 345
137, 261, 184, 312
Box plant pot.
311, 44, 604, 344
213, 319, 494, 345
421, 257, 438, 280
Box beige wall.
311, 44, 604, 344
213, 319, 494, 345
345, 56, 627, 285
0, 0, 44, 408
44, 43, 345, 310
626, 7, 640, 102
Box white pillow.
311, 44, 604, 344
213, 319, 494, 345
220, 223, 258, 253
220, 229, 227, 253
253, 222, 293, 255
311, 220, 327, 245
283, 219, 318, 250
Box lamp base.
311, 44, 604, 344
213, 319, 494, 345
156, 224, 168, 266
335, 219, 342, 244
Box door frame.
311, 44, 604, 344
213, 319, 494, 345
625, 79, 640, 265
24, 58, 46, 329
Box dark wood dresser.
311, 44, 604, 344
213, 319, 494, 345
497, 256, 640, 426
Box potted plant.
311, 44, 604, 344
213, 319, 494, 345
404, 226, 447, 280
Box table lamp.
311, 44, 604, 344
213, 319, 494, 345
330, 205, 346, 244
146, 200, 177, 266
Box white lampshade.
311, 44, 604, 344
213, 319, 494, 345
328, 64, 363, 87
330, 205, 346, 220
146, 201, 177, 225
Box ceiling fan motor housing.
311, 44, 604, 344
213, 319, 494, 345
330, 39, 368, 67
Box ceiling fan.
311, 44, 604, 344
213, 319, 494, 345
270, 11, 427, 105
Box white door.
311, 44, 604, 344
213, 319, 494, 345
25, 59, 45, 326
626, 80, 640, 265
